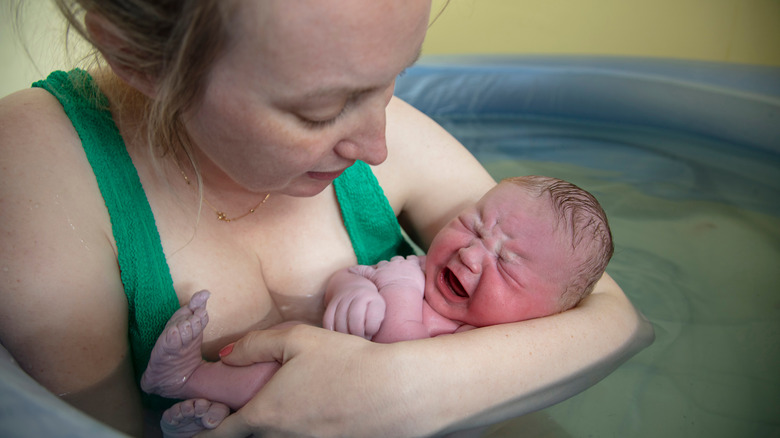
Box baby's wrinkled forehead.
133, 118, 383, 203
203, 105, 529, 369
488, 182, 557, 219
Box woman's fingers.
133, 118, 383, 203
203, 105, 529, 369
218, 324, 344, 367
218, 326, 294, 367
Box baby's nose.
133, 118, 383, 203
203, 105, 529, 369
458, 243, 483, 274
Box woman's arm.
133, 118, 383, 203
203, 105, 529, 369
434, 273, 654, 434
0, 89, 144, 436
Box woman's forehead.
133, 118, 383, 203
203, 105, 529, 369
224, 0, 429, 93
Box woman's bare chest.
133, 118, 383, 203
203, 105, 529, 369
152, 192, 358, 358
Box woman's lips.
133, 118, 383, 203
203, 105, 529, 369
307, 169, 346, 181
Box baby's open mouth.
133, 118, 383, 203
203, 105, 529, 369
443, 268, 468, 298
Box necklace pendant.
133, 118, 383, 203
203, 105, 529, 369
177, 163, 270, 223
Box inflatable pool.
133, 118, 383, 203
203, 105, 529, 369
395, 56, 780, 437
1, 56, 778, 437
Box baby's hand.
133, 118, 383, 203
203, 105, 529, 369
323, 284, 386, 340
367, 255, 426, 294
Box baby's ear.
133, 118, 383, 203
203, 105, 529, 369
84, 11, 158, 97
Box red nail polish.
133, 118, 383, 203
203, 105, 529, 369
219, 343, 234, 358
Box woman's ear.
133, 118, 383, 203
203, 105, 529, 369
84, 11, 157, 97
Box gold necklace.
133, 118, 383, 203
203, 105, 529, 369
178, 165, 270, 223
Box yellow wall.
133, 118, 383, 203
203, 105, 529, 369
1, 1, 74, 98
424, 0, 780, 65
2, 0, 779, 97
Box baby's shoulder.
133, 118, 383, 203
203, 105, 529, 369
422, 301, 464, 337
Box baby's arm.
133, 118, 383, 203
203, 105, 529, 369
323, 256, 430, 342
323, 266, 387, 340
368, 255, 430, 343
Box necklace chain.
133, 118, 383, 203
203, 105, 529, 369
177, 165, 270, 223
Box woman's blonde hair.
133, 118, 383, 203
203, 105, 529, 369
53, 0, 236, 161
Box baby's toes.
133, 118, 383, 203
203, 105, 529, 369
162, 326, 184, 352
176, 319, 195, 345
193, 399, 230, 429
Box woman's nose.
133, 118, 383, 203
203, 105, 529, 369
333, 88, 392, 165
333, 125, 388, 165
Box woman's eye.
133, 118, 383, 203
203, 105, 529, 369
299, 95, 358, 129
300, 110, 344, 129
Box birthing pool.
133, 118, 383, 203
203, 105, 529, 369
394, 56, 780, 437
1, 56, 778, 437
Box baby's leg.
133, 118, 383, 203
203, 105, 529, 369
141, 290, 211, 399
142, 290, 285, 410
160, 399, 230, 438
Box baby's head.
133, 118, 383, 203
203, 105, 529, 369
503, 176, 613, 311
423, 176, 613, 327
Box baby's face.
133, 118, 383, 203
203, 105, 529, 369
424, 182, 574, 326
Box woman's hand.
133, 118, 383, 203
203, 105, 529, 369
196, 325, 430, 438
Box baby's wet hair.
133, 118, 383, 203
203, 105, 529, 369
503, 176, 613, 311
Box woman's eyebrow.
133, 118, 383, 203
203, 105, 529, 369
301, 86, 373, 101
298, 47, 423, 101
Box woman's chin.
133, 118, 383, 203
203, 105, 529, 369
278, 179, 334, 198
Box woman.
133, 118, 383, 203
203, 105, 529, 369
0, 1, 648, 436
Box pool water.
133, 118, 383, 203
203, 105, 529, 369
433, 115, 780, 438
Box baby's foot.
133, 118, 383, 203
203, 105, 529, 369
141, 290, 211, 399
160, 399, 230, 438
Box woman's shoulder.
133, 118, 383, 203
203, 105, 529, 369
381, 96, 488, 183
377, 97, 495, 246
383, 96, 492, 180
0, 87, 82, 155
0, 86, 117, 257
0, 86, 107, 207
384, 96, 451, 147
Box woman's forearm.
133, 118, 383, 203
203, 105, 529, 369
383, 273, 652, 434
